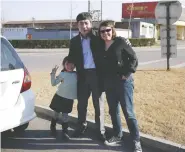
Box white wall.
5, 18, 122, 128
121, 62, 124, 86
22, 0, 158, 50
115, 28, 132, 39
2, 28, 28, 40
139, 22, 155, 38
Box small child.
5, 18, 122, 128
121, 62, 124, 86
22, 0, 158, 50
49, 56, 77, 140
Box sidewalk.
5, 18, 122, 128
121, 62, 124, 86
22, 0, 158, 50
0, 117, 162, 152
35, 105, 185, 152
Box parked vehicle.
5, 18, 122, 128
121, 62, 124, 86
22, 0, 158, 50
0, 36, 36, 133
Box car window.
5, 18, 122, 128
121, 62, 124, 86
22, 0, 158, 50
0, 37, 24, 71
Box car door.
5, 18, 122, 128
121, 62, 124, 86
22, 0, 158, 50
0, 37, 24, 110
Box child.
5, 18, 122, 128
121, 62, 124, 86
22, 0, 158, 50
49, 56, 77, 140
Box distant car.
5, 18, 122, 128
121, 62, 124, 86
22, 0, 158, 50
0, 36, 36, 133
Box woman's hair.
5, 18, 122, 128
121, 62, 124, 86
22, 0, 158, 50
61, 56, 73, 72
98, 20, 117, 39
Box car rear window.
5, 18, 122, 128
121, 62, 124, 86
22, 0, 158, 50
0, 37, 24, 71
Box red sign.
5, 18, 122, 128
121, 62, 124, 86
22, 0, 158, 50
122, 2, 158, 18
26, 34, 32, 40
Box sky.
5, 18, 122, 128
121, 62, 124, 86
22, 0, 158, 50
1, 0, 185, 22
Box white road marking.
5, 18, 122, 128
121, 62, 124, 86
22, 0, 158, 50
139, 59, 185, 68
139, 59, 170, 65
19, 52, 67, 56
171, 62, 185, 68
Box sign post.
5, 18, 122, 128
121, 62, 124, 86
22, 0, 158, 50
155, 0, 182, 70
166, 3, 170, 70
160, 25, 177, 58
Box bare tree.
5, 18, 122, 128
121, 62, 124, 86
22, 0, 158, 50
90, 10, 101, 22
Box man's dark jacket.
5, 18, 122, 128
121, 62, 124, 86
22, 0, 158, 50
68, 31, 103, 84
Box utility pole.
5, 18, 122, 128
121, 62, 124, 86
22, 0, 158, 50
128, 0, 134, 39
70, 0, 72, 39
101, 0, 102, 21
32, 17, 35, 28
88, 0, 90, 13
0, 17, 3, 35
69, 2, 78, 39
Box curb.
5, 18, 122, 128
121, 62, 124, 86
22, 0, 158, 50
35, 105, 185, 152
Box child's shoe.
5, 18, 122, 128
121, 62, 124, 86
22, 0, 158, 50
62, 122, 70, 140
50, 119, 57, 137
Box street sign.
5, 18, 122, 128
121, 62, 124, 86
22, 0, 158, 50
155, 1, 182, 25
161, 46, 177, 58
154, 1, 181, 70
160, 25, 177, 58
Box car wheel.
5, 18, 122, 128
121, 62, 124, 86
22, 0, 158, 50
13, 123, 29, 133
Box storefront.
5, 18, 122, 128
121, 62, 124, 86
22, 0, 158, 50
174, 21, 185, 40
156, 21, 185, 40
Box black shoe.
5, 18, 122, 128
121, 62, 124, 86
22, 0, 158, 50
50, 126, 57, 137
61, 122, 70, 140
50, 119, 57, 137
104, 136, 122, 146
62, 130, 70, 140
72, 123, 87, 138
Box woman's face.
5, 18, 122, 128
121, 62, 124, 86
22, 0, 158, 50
100, 26, 112, 41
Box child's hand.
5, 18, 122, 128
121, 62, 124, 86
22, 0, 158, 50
51, 65, 59, 74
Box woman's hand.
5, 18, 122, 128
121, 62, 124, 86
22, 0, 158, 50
122, 75, 128, 80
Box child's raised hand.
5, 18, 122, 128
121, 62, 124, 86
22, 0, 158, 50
51, 65, 59, 74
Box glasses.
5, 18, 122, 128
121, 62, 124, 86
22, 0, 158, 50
100, 28, 112, 34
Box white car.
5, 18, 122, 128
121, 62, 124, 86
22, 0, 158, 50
0, 36, 36, 133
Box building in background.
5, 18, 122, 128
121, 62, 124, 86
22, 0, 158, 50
122, 1, 185, 40
2, 20, 79, 40
1, 27, 79, 40
2, 2, 185, 41
2, 20, 132, 40
115, 28, 132, 38
131, 21, 155, 38
2, 20, 77, 29
26, 28, 79, 40
2, 28, 28, 40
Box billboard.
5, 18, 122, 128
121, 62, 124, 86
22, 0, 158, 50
122, 2, 158, 18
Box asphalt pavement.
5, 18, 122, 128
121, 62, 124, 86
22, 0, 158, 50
17, 47, 185, 72
1, 117, 164, 152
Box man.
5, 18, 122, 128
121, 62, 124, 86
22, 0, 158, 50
68, 12, 106, 141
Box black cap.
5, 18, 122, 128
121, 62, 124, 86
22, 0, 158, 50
76, 12, 92, 22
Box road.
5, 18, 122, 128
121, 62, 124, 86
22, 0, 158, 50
17, 47, 185, 72
1, 117, 164, 152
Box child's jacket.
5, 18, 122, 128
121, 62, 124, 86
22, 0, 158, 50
50, 71, 77, 100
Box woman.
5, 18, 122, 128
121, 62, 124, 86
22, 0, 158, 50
98, 20, 142, 152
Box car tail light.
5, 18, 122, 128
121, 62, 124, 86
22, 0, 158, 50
20, 67, 31, 93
